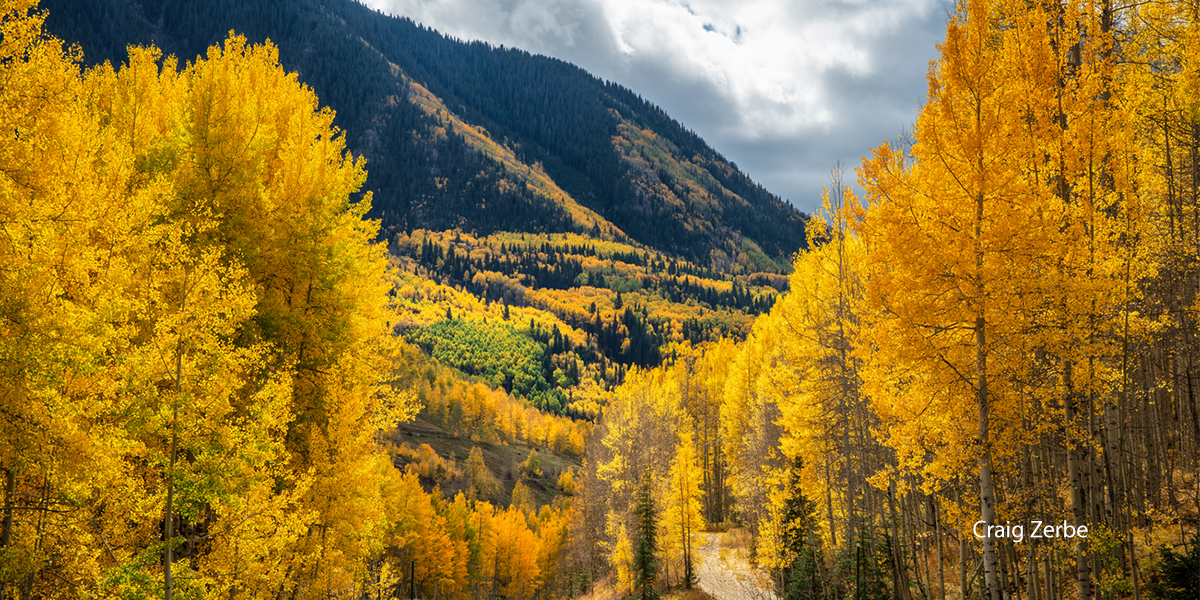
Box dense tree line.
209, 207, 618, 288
394, 341, 591, 458
400, 234, 774, 381
0, 10, 412, 596
410, 238, 776, 316
566, 0, 1200, 598
0, 10, 588, 598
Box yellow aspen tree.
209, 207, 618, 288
720, 315, 786, 563
129, 233, 273, 599
0, 0, 426, 592
1056, 3, 1128, 595
491, 507, 543, 600
0, 6, 197, 596
534, 504, 571, 599
611, 523, 634, 594
770, 179, 873, 554
590, 366, 680, 595
161, 35, 414, 598
758, 467, 792, 574
0, 12, 313, 596
855, 0, 1069, 596
473, 500, 500, 596
436, 493, 476, 600
385, 471, 460, 600
94, 44, 343, 600
1006, 0, 1148, 594
662, 429, 704, 588
289, 376, 399, 598
693, 339, 736, 525
0, 3, 97, 588
16, 22, 419, 599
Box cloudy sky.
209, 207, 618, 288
359, 0, 952, 214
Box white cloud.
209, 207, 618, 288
358, 0, 949, 212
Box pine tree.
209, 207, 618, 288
780, 457, 823, 600
631, 473, 661, 600
1146, 533, 1200, 600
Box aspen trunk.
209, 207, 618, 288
1027, 548, 1039, 600
21, 477, 49, 600
959, 487, 968, 600
934, 496, 945, 600
1024, 447, 1039, 600
1188, 360, 1200, 520
976, 315, 1001, 600
1, 469, 13, 549
166, 283, 188, 600
887, 481, 913, 600
827, 463, 838, 549
1065, 362, 1091, 600
1, 469, 14, 600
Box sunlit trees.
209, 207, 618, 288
10, 0, 1200, 596
0, 2, 144, 593
854, 0, 1088, 595
662, 430, 703, 588
0, 3, 423, 595
720, 313, 786, 567
770, 176, 878, 552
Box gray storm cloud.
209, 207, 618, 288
359, 0, 950, 213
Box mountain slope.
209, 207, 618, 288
42, 0, 807, 270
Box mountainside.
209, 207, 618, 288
40, 0, 805, 421
43, 0, 807, 270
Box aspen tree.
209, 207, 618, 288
673, 340, 736, 525
593, 366, 677, 585
535, 504, 571, 600
856, 0, 1068, 596
613, 523, 635, 594
663, 430, 704, 588
1, 13, 422, 594
721, 316, 786, 558
177, 36, 415, 598
0, 6, 205, 595
771, 177, 876, 559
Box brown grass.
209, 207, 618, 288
720, 527, 753, 552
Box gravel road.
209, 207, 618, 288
695, 533, 778, 600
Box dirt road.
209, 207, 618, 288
695, 532, 778, 600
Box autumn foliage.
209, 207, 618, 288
570, 0, 1200, 597
7, 0, 1200, 597
0, 2, 568, 598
